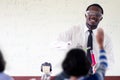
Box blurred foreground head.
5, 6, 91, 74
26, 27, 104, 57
0, 50, 6, 72
62, 48, 91, 77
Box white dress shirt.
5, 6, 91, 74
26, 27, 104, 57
55, 24, 114, 69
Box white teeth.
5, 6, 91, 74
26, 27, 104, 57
90, 19, 95, 22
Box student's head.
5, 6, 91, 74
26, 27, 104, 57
85, 3, 103, 30
41, 62, 52, 73
0, 51, 6, 72
62, 48, 91, 77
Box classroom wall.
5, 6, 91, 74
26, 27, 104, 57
0, 0, 119, 76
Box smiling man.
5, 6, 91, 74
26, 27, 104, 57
56, 3, 114, 74
85, 4, 103, 30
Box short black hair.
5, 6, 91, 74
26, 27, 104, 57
0, 51, 6, 72
41, 62, 52, 72
62, 48, 91, 77
86, 3, 104, 14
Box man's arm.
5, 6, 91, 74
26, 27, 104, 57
53, 27, 73, 50
53, 25, 83, 50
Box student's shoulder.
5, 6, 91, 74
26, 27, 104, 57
55, 72, 69, 80
0, 73, 14, 80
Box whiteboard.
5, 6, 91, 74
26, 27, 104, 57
0, 0, 119, 76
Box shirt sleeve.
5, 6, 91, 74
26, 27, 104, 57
104, 33, 114, 69
52, 27, 73, 50
95, 49, 108, 80
52, 25, 78, 50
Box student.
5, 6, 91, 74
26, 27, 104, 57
0, 50, 14, 80
55, 48, 107, 80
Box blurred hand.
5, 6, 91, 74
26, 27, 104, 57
96, 28, 104, 49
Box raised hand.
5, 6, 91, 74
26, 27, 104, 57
96, 28, 104, 49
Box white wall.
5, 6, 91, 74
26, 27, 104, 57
0, 0, 120, 76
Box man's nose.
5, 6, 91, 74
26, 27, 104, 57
91, 14, 97, 18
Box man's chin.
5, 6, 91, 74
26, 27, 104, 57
86, 23, 97, 30
89, 24, 97, 30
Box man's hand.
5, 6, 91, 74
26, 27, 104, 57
96, 28, 104, 49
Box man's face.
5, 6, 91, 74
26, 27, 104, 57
85, 6, 103, 30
